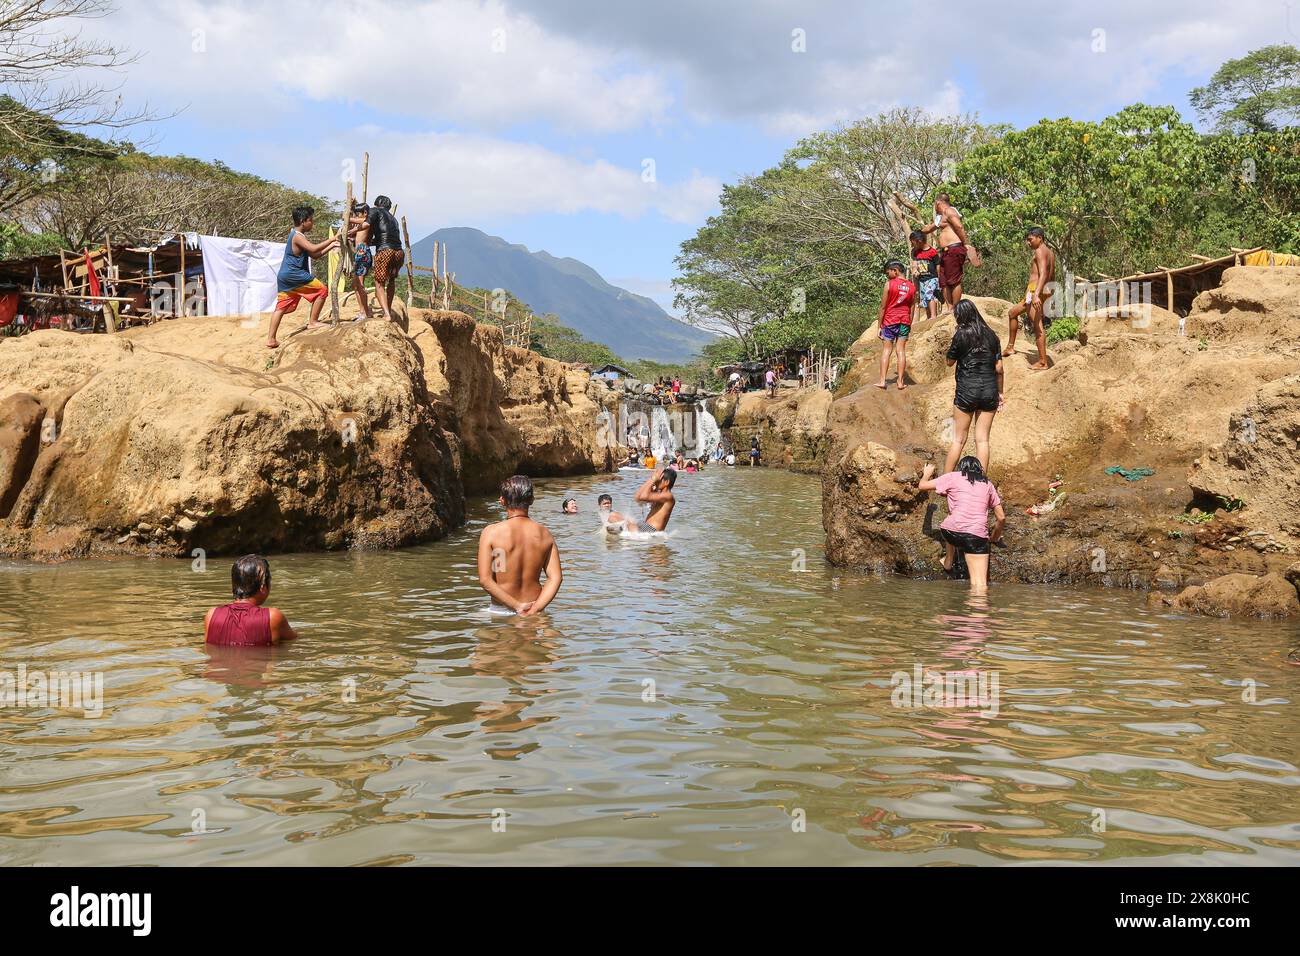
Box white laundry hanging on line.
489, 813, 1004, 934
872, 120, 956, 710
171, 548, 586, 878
198, 235, 285, 317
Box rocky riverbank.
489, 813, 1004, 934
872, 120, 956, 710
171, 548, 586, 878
0, 306, 610, 561
726, 266, 1300, 619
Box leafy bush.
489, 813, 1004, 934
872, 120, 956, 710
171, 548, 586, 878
1046, 315, 1081, 345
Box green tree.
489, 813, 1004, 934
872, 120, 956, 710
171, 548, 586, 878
675, 109, 993, 357
951, 105, 1208, 293
21, 149, 336, 247
1190, 45, 1300, 133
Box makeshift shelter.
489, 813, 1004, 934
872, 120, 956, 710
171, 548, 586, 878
716, 361, 767, 390
1082, 247, 1297, 317
0, 232, 293, 334
0, 235, 205, 333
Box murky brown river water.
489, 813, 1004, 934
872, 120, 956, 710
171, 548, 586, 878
1, 467, 1298, 865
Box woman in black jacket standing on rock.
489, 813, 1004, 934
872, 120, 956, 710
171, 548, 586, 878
943, 300, 1005, 474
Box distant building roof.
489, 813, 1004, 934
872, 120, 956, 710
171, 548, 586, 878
592, 363, 632, 376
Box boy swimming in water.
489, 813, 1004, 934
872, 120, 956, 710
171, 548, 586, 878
204, 555, 298, 645
477, 475, 563, 616
634, 468, 677, 531
597, 493, 639, 534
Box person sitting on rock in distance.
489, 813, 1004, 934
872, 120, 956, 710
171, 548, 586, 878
204, 555, 298, 645
266, 205, 338, 349
477, 475, 563, 616
874, 259, 917, 391
944, 299, 1005, 474
918, 456, 1006, 595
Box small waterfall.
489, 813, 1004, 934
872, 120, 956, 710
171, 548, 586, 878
696, 404, 722, 459
650, 406, 676, 460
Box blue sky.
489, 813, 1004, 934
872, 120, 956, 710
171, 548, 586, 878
67, 0, 1298, 313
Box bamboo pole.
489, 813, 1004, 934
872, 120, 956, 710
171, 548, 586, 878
103, 237, 117, 333
361, 152, 369, 205
442, 244, 449, 309
400, 215, 415, 310
179, 239, 187, 317
20, 291, 135, 302
1165, 271, 1174, 313
329, 180, 354, 325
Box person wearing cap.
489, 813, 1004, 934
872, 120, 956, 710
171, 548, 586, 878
874, 259, 917, 391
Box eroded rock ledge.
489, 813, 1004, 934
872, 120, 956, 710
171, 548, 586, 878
725, 267, 1300, 619
0, 308, 609, 561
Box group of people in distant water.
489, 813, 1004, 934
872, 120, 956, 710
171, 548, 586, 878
869, 195, 1057, 593
265, 196, 407, 349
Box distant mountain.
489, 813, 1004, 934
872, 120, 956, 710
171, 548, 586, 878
410, 227, 714, 363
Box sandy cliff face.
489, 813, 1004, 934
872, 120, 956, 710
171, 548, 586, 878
411, 310, 611, 492
811, 267, 1300, 616
0, 308, 606, 560
716, 389, 834, 473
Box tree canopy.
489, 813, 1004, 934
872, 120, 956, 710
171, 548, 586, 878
1190, 44, 1300, 133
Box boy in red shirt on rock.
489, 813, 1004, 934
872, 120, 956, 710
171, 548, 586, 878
874, 260, 917, 391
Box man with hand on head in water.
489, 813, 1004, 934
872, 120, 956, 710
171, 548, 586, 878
477, 475, 563, 616
635, 468, 677, 532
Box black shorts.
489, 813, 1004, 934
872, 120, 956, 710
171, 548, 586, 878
942, 528, 990, 555
954, 383, 999, 413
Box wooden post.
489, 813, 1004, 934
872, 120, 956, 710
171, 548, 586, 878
400, 215, 415, 310
442, 244, 449, 310
361, 152, 369, 205
179, 238, 187, 317
329, 180, 354, 325
58, 250, 71, 292
1165, 271, 1174, 314
431, 240, 439, 310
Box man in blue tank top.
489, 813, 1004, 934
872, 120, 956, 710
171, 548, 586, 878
266, 205, 339, 349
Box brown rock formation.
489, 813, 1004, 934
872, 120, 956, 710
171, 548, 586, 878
1151, 572, 1300, 620
813, 267, 1300, 614
0, 308, 607, 561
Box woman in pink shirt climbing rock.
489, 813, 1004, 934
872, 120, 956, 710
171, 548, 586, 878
918, 456, 1006, 595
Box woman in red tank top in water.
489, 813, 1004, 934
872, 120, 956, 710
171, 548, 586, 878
204, 555, 298, 646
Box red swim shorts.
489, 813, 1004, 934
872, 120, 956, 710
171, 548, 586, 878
939, 244, 967, 290
276, 279, 328, 312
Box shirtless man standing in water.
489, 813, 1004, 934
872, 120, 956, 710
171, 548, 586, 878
921, 193, 970, 315
477, 475, 563, 616
635, 468, 677, 531
1004, 226, 1056, 370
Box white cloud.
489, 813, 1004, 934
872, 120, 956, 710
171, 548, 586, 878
81, 0, 674, 133
512, 0, 1295, 128
264, 128, 721, 226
